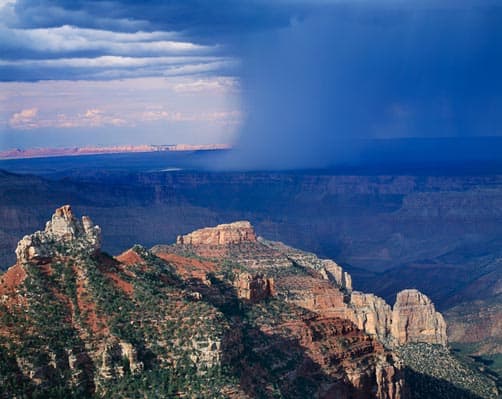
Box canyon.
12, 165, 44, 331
1, 207, 496, 398
0, 163, 500, 387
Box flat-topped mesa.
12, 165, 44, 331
15, 205, 101, 264
391, 289, 447, 346
176, 221, 257, 246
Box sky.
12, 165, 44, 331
1, 1, 501, 168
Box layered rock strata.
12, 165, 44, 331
0, 212, 457, 398
177, 221, 257, 246
177, 221, 447, 347
391, 289, 448, 345
349, 292, 393, 345
322, 259, 353, 292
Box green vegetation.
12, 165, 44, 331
1, 237, 499, 399
398, 343, 500, 399
450, 342, 502, 392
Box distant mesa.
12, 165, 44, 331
0, 143, 231, 160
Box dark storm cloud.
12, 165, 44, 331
0, 0, 305, 81
10, 0, 305, 38
216, 2, 502, 169
2, 0, 502, 167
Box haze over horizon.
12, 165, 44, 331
1, 0, 501, 169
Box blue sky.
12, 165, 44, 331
1, 1, 501, 168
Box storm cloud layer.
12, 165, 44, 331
1, 1, 502, 168
224, 2, 502, 169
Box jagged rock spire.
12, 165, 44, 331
15, 205, 101, 264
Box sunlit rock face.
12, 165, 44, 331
177, 221, 257, 246
15, 205, 101, 264
233, 272, 275, 302
349, 292, 393, 345
391, 289, 447, 346
322, 259, 353, 292
2, 211, 466, 398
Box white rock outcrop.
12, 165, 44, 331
15, 205, 101, 264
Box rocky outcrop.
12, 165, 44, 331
99, 339, 143, 380
15, 205, 101, 264
255, 316, 406, 399
276, 276, 348, 315
253, 234, 445, 347
349, 292, 393, 345
176, 221, 257, 246
3, 212, 458, 398
322, 259, 353, 292
391, 289, 447, 346
234, 272, 275, 301
347, 290, 447, 347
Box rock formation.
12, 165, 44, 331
391, 289, 447, 345
276, 275, 348, 314
233, 272, 275, 301
99, 338, 144, 380
15, 205, 101, 264
322, 259, 353, 292
1, 213, 460, 398
237, 230, 446, 348
177, 221, 257, 246
349, 292, 393, 345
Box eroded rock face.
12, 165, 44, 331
248, 234, 446, 347
234, 272, 275, 302
349, 292, 393, 345
176, 221, 257, 246
15, 205, 101, 264
276, 316, 405, 399
322, 259, 353, 292
391, 289, 447, 346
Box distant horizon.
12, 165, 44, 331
3, 135, 502, 160
0, 143, 232, 160
2, 136, 502, 176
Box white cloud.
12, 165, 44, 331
0, 55, 224, 68
140, 108, 242, 124
8, 107, 128, 129
8, 107, 38, 129
0, 25, 211, 55
161, 60, 238, 76
173, 77, 239, 93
